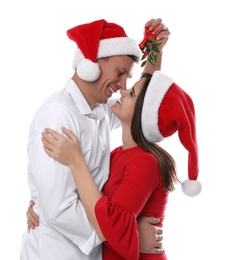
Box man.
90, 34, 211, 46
21, 18, 170, 260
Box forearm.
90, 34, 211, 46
70, 160, 105, 241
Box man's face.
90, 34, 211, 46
93, 56, 135, 104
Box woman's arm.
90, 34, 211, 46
68, 155, 105, 241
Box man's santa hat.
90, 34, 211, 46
67, 19, 141, 82
142, 71, 202, 197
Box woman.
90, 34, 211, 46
41, 71, 201, 259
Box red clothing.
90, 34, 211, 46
95, 146, 168, 260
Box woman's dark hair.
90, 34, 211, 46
131, 73, 180, 192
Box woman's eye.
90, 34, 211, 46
130, 91, 133, 96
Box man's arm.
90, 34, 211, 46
26, 107, 102, 255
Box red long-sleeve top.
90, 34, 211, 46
95, 146, 168, 260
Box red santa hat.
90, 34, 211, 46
67, 19, 141, 82
142, 71, 202, 197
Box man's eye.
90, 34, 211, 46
117, 70, 123, 76
130, 91, 133, 96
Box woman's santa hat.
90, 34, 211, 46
67, 19, 141, 82
142, 71, 202, 197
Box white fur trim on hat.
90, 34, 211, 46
72, 49, 101, 81
141, 71, 174, 143
182, 179, 202, 197
72, 49, 84, 70
77, 59, 101, 82
72, 37, 141, 81
97, 37, 141, 61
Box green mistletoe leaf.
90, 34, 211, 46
139, 35, 163, 67
141, 60, 147, 67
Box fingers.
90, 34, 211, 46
44, 127, 78, 145
41, 135, 55, 154
151, 23, 170, 41
145, 18, 168, 34
140, 216, 160, 225
62, 127, 71, 134
149, 248, 165, 255
155, 233, 163, 242
26, 203, 39, 233
42, 130, 72, 154
41, 129, 63, 154
156, 28, 170, 41
155, 227, 163, 246
44, 128, 61, 140
42, 132, 55, 145
43, 144, 54, 158
156, 226, 163, 235
27, 200, 35, 233
62, 127, 77, 141
29, 199, 35, 207
144, 18, 170, 52
145, 18, 162, 31
151, 234, 164, 255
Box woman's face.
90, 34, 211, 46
111, 77, 145, 125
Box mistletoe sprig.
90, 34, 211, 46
139, 26, 162, 67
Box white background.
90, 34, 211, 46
1, 0, 225, 259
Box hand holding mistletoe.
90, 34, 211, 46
139, 18, 170, 67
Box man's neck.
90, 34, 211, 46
71, 73, 96, 108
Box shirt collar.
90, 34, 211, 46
65, 79, 105, 120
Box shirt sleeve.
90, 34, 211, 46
95, 154, 160, 259
28, 103, 101, 254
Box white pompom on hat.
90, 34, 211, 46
67, 19, 141, 82
141, 71, 202, 197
